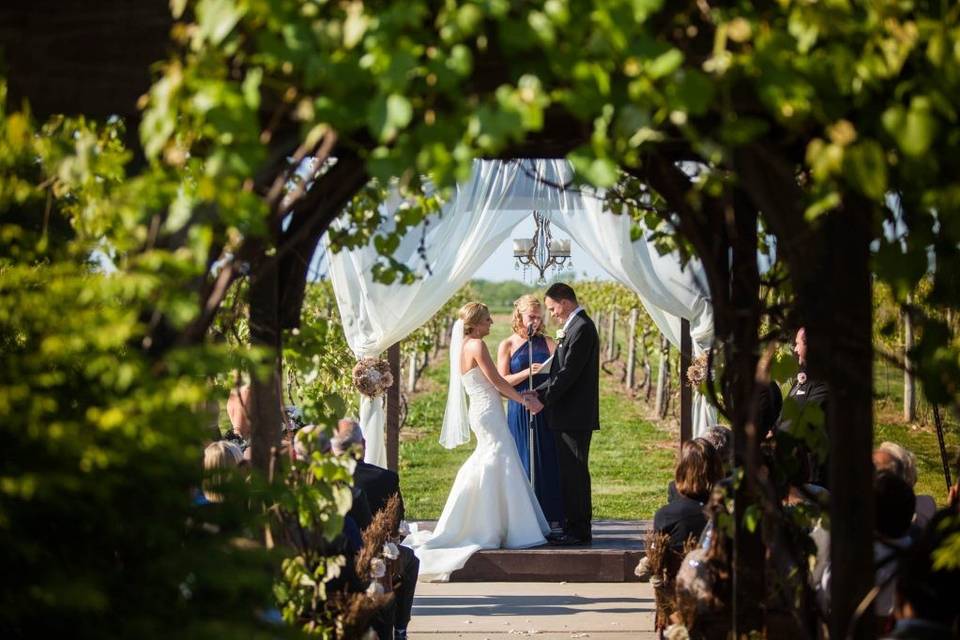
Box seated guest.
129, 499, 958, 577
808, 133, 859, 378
294, 424, 331, 459
655, 439, 723, 550
873, 472, 916, 628
333, 418, 404, 525
702, 425, 733, 473
883, 510, 960, 639
293, 423, 370, 532
874, 442, 937, 529
333, 418, 418, 640
668, 427, 731, 504
201, 440, 243, 504
225, 384, 252, 451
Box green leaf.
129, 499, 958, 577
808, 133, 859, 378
648, 49, 684, 79
242, 68, 262, 111
343, 1, 369, 49
883, 97, 938, 158
195, 0, 244, 46
843, 140, 887, 200
367, 94, 414, 142
744, 504, 761, 534
568, 148, 619, 187
667, 70, 714, 116
170, 0, 188, 19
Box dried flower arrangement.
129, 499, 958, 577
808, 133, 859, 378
353, 357, 394, 397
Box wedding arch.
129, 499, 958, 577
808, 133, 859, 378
324, 158, 715, 468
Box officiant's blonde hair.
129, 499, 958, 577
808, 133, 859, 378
459, 302, 490, 336
511, 295, 544, 337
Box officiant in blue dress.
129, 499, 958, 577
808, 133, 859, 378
497, 295, 565, 527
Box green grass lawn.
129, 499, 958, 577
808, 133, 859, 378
873, 357, 959, 504
398, 314, 676, 521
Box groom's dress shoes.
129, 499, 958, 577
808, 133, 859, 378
547, 533, 591, 546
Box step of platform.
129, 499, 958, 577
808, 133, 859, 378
412, 520, 653, 582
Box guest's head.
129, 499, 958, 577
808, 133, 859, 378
874, 471, 916, 541
203, 440, 243, 502
512, 294, 544, 338
874, 441, 918, 488
895, 510, 960, 626
459, 302, 492, 338
332, 418, 365, 459
294, 424, 331, 460
701, 426, 733, 471
676, 439, 724, 502
793, 327, 807, 367
226, 384, 252, 439
543, 283, 578, 323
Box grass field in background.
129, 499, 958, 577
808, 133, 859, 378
873, 359, 959, 502
397, 314, 676, 521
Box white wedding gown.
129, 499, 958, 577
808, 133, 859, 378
403, 366, 550, 581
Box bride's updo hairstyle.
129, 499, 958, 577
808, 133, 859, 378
511, 294, 543, 338
459, 302, 490, 337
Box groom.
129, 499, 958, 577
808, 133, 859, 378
524, 283, 600, 546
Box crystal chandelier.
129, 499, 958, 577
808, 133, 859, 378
513, 211, 572, 283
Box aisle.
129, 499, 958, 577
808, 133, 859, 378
408, 581, 657, 639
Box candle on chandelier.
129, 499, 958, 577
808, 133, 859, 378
513, 239, 534, 256
549, 238, 571, 256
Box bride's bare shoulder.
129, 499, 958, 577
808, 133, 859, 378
462, 337, 483, 353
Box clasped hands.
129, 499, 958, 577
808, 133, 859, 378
520, 390, 544, 415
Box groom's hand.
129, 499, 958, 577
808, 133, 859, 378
526, 397, 544, 415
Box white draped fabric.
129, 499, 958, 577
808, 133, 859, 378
326, 159, 716, 467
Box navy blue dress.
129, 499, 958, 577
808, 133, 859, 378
507, 335, 565, 525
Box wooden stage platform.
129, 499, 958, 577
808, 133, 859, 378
412, 520, 653, 582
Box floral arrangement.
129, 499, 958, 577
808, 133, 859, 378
352, 357, 394, 397
686, 353, 710, 387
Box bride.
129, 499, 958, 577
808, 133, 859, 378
403, 302, 551, 581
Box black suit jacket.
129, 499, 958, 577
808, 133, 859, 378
777, 374, 829, 431
777, 373, 830, 486
348, 486, 373, 531
354, 460, 404, 524
653, 494, 708, 550
534, 311, 600, 432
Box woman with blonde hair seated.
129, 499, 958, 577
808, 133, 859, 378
497, 294, 564, 526
202, 440, 243, 503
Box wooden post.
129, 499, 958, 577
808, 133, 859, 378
606, 310, 617, 360
626, 308, 639, 389
407, 350, 418, 394
822, 205, 875, 640
655, 335, 671, 419
386, 343, 401, 472
903, 305, 916, 422
680, 318, 693, 445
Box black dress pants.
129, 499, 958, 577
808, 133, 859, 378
554, 430, 593, 539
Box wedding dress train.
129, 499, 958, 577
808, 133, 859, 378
403, 366, 549, 581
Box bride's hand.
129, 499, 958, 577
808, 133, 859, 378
522, 394, 544, 414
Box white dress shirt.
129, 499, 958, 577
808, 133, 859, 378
562, 306, 584, 333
